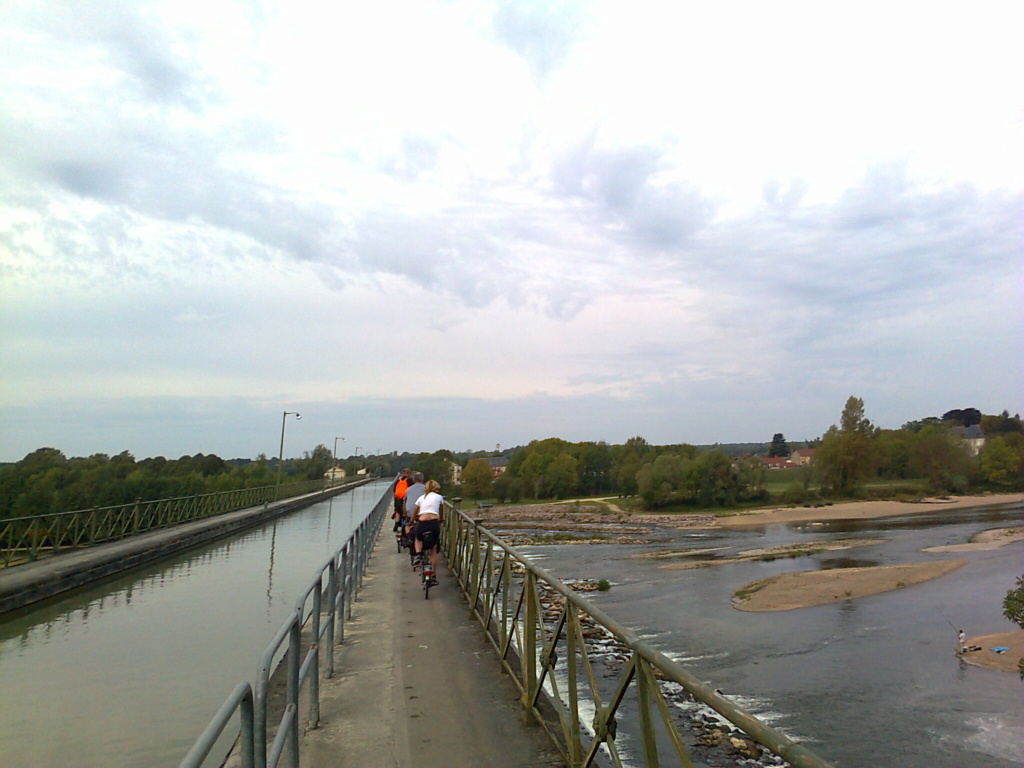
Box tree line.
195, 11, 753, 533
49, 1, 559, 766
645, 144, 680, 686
0, 445, 337, 519
4, 398, 1022, 518
457, 399, 1024, 509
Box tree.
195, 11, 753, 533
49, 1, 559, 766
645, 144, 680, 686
980, 437, 1024, 487
1002, 574, 1024, 678
816, 397, 878, 497
545, 453, 579, 499
840, 396, 873, 434
906, 426, 974, 492
302, 444, 334, 481
461, 458, 493, 499
768, 433, 789, 458
943, 408, 982, 427
613, 436, 651, 496
981, 411, 1024, 436
577, 442, 613, 494
637, 453, 686, 508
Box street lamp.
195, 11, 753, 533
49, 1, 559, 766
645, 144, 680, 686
332, 436, 345, 485
276, 411, 301, 499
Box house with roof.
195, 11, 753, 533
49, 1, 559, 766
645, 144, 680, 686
486, 457, 509, 479
951, 425, 986, 456
790, 448, 816, 466
324, 466, 347, 484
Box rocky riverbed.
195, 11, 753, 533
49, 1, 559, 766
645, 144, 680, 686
531, 576, 797, 768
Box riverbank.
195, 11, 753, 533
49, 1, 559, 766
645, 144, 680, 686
714, 492, 1024, 528
467, 492, 1024, 534
960, 630, 1024, 673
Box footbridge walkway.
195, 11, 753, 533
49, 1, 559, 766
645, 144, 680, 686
184, 502, 833, 768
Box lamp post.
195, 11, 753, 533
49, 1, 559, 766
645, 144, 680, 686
276, 411, 301, 499
332, 436, 344, 485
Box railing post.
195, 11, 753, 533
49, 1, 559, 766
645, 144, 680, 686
326, 562, 337, 677
636, 656, 659, 768
522, 570, 538, 710
309, 587, 321, 729
470, 519, 484, 613
346, 543, 355, 621
287, 612, 301, 768
567, 610, 583, 767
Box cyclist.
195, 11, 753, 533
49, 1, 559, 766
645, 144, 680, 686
402, 472, 426, 560
392, 468, 411, 531
412, 479, 443, 580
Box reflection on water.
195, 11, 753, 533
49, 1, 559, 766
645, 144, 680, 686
0, 481, 390, 768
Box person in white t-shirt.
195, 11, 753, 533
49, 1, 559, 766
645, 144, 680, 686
413, 480, 443, 577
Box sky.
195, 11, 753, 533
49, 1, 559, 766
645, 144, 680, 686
1, 0, 1022, 463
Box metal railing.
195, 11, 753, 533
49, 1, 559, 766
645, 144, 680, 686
178, 482, 392, 768
443, 509, 835, 768
0, 479, 348, 568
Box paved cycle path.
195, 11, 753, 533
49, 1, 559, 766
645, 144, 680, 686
300, 527, 563, 768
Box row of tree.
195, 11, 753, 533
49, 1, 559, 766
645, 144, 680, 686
455, 400, 1024, 508
0, 445, 337, 519
816, 398, 1024, 496
4, 399, 1022, 518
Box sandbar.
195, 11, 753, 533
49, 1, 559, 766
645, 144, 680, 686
923, 526, 1024, 553
732, 560, 967, 611
959, 630, 1024, 674
655, 538, 883, 570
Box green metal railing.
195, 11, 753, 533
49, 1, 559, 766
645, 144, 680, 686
179, 482, 392, 768
442, 509, 835, 768
0, 479, 349, 568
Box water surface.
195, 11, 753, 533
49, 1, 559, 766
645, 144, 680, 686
521, 503, 1024, 767
0, 481, 391, 768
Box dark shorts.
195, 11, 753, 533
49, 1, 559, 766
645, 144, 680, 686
414, 518, 440, 550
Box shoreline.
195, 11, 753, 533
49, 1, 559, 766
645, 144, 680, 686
711, 492, 1024, 528
960, 630, 1024, 673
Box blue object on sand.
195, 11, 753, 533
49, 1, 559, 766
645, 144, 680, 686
989, 646, 1009, 653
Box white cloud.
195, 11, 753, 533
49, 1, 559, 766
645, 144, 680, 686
0, 0, 1021, 461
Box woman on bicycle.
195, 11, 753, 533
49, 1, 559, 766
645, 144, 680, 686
412, 479, 443, 578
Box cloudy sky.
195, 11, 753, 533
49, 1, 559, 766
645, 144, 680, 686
1, 0, 1021, 462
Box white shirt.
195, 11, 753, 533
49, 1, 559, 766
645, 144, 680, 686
415, 491, 443, 519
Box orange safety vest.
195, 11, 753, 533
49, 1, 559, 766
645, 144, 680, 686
395, 478, 409, 499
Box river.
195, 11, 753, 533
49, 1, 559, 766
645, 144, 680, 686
0, 481, 391, 768
519, 503, 1024, 768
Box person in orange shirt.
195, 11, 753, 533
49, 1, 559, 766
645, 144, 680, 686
392, 468, 411, 531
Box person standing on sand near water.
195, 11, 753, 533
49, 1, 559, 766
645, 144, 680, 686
958, 629, 966, 654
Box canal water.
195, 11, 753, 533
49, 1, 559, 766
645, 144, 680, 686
520, 503, 1024, 768
0, 480, 391, 768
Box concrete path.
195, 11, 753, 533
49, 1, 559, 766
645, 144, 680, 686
300, 527, 564, 768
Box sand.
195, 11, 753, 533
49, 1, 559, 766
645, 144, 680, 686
923, 526, 1024, 553
959, 630, 1024, 673
654, 538, 885, 570
713, 492, 1024, 528
731, 560, 968, 612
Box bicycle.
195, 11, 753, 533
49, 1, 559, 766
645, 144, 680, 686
420, 529, 438, 599
396, 515, 413, 554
